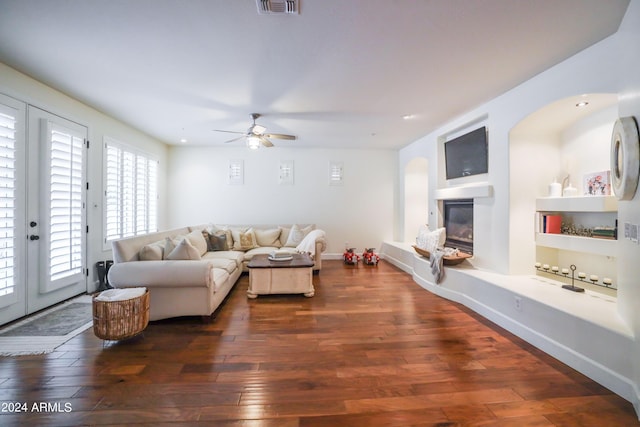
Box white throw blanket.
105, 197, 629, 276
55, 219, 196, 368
95, 287, 147, 302
296, 229, 326, 256
430, 251, 444, 284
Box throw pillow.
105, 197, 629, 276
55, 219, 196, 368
254, 228, 282, 247
209, 232, 228, 251
185, 229, 208, 256
280, 224, 314, 247
166, 238, 202, 260
163, 237, 179, 259
209, 226, 233, 250
416, 226, 446, 254
139, 241, 164, 261
231, 228, 259, 251
284, 224, 310, 247
201, 230, 215, 251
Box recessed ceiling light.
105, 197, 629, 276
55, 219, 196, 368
402, 114, 415, 120
180, 138, 188, 143
575, 101, 589, 108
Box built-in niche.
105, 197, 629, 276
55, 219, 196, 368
403, 157, 429, 242
509, 93, 619, 295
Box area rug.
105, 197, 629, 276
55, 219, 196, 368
0, 295, 93, 356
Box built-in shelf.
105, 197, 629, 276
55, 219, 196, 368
535, 233, 617, 256
435, 183, 492, 200
535, 195, 618, 256
536, 195, 617, 212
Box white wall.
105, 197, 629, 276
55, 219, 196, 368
167, 145, 396, 255
0, 62, 169, 292
561, 105, 618, 194
395, 0, 640, 414
614, 0, 640, 415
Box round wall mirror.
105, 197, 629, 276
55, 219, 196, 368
610, 116, 640, 201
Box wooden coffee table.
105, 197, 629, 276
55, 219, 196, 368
247, 253, 315, 298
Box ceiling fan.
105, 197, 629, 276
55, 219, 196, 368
213, 113, 296, 149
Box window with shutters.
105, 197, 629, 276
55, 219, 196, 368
48, 123, 84, 282
0, 108, 16, 297
104, 137, 158, 245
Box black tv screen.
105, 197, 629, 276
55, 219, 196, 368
445, 126, 488, 179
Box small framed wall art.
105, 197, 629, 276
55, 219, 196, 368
228, 159, 244, 185
583, 170, 611, 196
279, 160, 294, 185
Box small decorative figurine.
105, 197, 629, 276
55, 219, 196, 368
343, 248, 360, 265
362, 248, 379, 266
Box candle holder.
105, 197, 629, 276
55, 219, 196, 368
534, 263, 615, 290
562, 264, 585, 293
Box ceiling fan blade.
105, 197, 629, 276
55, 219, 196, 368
213, 129, 245, 134
224, 135, 245, 144
264, 133, 296, 140
258, 136, 274, 147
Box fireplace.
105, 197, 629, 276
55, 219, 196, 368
443, 199, 474, 254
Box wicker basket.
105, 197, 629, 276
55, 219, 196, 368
92, 289, 150, 340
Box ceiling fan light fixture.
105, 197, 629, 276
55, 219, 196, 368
247, 135, 261, 150
251, 124, 266, 135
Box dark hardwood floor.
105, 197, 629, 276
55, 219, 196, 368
1, 260, 638, 426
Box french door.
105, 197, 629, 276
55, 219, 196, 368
0, 95, 87, 326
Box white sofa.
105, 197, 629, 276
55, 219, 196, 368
107, 224, 326, 321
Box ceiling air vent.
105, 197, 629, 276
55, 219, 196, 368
256, 0, 299, 15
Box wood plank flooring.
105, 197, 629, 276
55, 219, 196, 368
1, 260, 638, 426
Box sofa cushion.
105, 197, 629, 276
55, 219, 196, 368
185, 229, 208, 256
254, 228, 282, 247
204, 250, 245, 268
139, 240, 165, 261
231, 228, 259, 251
166, 238, 202, 260
202, 257, 237, 274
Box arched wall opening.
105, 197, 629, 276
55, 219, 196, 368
403, 157, 429, 243
509, 93, 618, 295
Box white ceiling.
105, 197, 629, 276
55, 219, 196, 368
0, 0, 630, 150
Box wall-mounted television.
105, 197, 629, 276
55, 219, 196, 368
444, 126, 488, 180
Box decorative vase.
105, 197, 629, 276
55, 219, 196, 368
563, 183, 578, 197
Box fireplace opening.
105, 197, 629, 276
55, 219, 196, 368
443, 199, 474, 254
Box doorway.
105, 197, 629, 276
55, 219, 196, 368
0, 95, 87, 326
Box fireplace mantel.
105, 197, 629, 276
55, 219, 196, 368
435, 183, 493, 200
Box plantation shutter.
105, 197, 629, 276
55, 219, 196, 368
0, 106, 17, 300
45, 121, 85, 289
104, 144, 121, 241
104, 138, 158, 245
